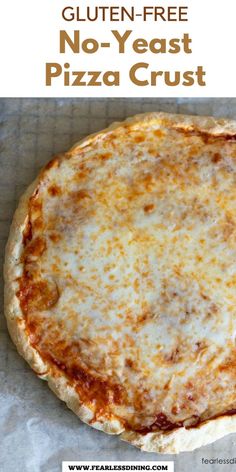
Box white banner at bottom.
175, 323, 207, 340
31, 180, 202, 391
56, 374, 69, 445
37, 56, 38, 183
62, 461, 174, 472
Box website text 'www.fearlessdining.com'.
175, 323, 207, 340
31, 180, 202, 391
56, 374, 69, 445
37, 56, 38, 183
62, 462, 174, 472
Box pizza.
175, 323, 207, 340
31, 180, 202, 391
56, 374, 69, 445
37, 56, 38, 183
4, 112, 236, 454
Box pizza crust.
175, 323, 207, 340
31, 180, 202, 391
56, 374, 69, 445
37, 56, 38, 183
122, 414, 236, 453
4, 111, 236, 454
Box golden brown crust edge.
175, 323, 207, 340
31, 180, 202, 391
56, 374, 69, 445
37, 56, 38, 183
4, 178, 124, 436
69, 111, 236, 155
4, 111, 236, 454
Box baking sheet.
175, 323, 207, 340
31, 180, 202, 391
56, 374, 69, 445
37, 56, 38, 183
1, 98, 236, 472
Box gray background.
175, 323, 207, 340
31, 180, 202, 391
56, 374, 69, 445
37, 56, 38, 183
1, 98, 236, 472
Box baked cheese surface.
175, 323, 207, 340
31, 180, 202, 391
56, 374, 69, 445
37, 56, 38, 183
17, 115, 236, 433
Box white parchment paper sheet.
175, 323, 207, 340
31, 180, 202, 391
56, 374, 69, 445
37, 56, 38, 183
1, 98, 236, 472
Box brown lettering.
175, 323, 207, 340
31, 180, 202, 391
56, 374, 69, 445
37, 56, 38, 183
130, 63, 149, 86
60, 30, 80, 53
111, 30, 132, 53
46, 63, 62, 86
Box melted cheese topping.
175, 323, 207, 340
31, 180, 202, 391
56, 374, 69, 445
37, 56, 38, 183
18, 118, 236, 432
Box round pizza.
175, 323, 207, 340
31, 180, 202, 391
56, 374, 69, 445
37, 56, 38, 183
4, 112, 236, 454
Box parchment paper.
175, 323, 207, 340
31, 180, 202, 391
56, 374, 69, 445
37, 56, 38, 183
1, 98, 236, 472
